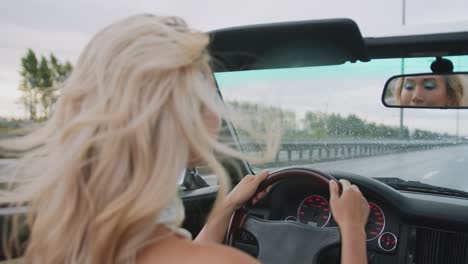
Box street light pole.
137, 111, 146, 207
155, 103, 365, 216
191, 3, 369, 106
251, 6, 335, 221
402, 0, 406, 26
400, 58, 405, 139
399, 0, 406, 139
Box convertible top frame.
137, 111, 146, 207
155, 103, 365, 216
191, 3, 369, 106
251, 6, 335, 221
209, 19, 468, 72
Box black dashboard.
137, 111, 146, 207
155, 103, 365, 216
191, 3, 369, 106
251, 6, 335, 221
232, 171, 468, 264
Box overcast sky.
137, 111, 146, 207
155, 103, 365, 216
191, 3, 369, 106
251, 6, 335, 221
216, 59, 468, 137
2, 0, 468, 118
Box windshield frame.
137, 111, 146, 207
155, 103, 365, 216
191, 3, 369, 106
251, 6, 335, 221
215, 54, 468, 195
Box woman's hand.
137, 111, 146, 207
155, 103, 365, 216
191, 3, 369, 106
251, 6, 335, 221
195, 170, 270, 244
329, 179, 370, 232
329, 179, 370, 264
225, 170, 270, 209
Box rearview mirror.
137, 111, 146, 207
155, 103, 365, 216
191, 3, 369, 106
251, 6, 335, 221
382, 73, 468, 108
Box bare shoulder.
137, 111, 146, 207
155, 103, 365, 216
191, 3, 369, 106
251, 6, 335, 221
138, 235, 258, 264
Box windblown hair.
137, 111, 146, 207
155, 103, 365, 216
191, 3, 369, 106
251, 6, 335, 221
445, 75, 465, 106
394, 74, 465, 106
0, 14, 279, 263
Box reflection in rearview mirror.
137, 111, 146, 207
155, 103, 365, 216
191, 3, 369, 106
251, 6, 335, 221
383, 73, 468, 108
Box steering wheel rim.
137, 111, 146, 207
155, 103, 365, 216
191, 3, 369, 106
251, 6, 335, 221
225, 168, 342, 264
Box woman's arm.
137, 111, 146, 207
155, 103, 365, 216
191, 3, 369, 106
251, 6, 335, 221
340, 226, 367, 264
195, 171, 269, 243
196, 172, 370, 264
329, 180, 370, 264
194, 196, 237, 243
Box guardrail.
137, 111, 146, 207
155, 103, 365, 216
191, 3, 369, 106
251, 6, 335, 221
0, 133, 25, 159
240, 139, 466, 167
0, 148, 21, 159
1, 137, 466, 168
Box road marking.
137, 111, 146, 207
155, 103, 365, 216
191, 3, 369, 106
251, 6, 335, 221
422, 170, 439, 179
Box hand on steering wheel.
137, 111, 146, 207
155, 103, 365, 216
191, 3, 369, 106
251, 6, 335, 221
226, 168, 343, 264
225, 170, 271, 209
329, 179, 370, 232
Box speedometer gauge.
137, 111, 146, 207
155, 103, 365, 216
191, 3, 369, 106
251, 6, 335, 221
297, 195, 331, 228
366, 203, 385, 241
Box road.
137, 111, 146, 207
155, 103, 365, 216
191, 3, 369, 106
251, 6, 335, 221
266, 145, 468, 192
1, 145, 467, 192
205, 145, 468, 191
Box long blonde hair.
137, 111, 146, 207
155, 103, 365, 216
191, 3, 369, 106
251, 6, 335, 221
0, 14, 279, 263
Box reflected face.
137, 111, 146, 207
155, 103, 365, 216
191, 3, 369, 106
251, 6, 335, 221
400, 75, 448, 107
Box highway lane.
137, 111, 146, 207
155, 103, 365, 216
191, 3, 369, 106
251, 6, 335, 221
203, 145, 468, 191
263, 145, 468, 192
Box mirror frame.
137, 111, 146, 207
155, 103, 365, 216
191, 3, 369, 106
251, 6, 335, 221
382, 72, 468, 109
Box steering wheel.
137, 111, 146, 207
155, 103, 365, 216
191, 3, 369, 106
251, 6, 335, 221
225, 168, 343, 264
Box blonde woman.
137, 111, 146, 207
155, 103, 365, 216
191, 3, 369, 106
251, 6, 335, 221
1, 14, 369, 264
394, 74, 464, 107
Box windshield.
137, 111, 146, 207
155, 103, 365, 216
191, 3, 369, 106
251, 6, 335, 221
215, 55, 468, 193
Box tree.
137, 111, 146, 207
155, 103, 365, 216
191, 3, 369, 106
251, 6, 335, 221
224, 101, 453, 141
302, 112, 327, 139
18, 50, 73, 120
50, 54, 73, 83
227, 100, 298, 133
38, 56, 53, 118
19, 49, 40, 120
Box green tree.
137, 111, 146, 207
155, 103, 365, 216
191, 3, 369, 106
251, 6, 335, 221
18, 50, 73, 120
38, 56, 54, 118
345, 114, 366, 137
50, 54, 73, 82
19, 49, 40, 120
302, 111, 327, 139
226, 100, 298, 139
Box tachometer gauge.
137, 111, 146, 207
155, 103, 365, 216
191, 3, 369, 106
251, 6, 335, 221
297, 195, 331, 228
366, 203, 385, 241
378, 232, 397, 252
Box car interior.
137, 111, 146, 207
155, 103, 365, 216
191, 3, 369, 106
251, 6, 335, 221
182, 19, 468, 264
1, 18, 468, 264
